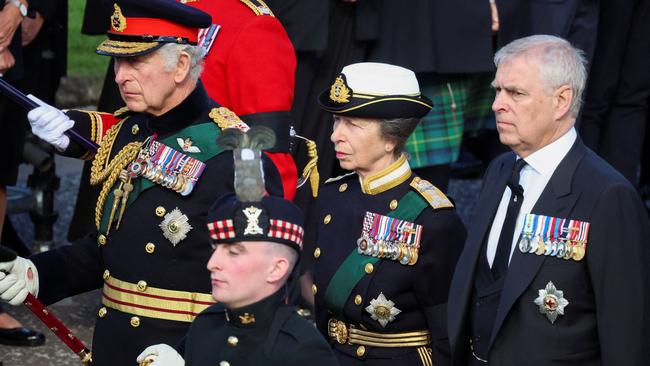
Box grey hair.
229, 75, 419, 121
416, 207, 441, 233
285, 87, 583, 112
494, 35, 587, 117
378, 117, 420, 157
158, 43, 205, 81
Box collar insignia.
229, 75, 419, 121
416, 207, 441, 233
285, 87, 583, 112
365, 292, 401, 327
159, 207, 193, 246
242, 206, 264, 235
111, 4, 127, 33
239, 313, 256, 324
329, 75, 351, 104
176, 137, 201, 153
534, 281, 569, 324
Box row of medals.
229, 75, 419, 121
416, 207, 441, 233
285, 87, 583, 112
105, 147, 189, 234
357, 235, 419, 266
518, 235, 586, 261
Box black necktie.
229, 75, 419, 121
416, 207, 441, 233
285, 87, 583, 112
491, 158, 527, 279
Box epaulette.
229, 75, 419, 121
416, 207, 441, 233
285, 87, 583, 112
239, 0, 275, 16
409, 177, 454, 209
113, 106, 132, 118
325, 172, 355, 184
209, 107, 250, 131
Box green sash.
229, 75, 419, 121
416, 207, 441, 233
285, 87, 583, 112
98, 121, 223, 233
323, 190, 428, 316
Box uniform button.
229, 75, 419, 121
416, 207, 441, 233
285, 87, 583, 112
131, 124, 139, 135
354, 295, 362, 305
356, 345, 366, 357
145, 242, 156, 254
137, 280, 148, 292
227, 336, 239, 347
313, 247, 321, 259
130, 316, 140, 328
155, 206, 166, 217
312, 284, 318, 295
98, 307, 107, 318
102, 270, 110, 280
389, 199, 398, 210
219, 362, 230, 366
364, 263, 374, 274
323, 214, 332, 224
338, 183, 348, 192
98, 234, 107, 246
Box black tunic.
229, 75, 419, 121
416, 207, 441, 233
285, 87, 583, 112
30, 83, 283, 366
183, 289, 339, 366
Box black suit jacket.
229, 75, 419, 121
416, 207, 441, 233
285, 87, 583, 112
366, 0, 494, 74
498, 0, 599, 62
448, 137, 650, 365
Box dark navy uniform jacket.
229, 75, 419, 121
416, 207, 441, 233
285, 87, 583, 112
308, 156, 466, 365
29, 83, 284, 366
183, 288, 339, 366
447, 138, 650, 365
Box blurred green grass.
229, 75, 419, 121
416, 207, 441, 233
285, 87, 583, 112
68, 0, 109, 77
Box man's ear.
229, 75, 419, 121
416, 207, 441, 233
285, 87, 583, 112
174, 52, 191, 83
267, 257, 290, 283
554, 84, 573, 120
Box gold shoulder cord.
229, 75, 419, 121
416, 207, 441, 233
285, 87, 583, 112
90, 119, 143, 229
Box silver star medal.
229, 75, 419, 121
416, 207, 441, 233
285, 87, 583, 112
365, 292, 401, 327
159, 208, 193, 246
534, 281, 569, 324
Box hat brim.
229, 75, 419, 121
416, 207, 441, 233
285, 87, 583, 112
318, 89, 433, 119
96, 39, 163, 57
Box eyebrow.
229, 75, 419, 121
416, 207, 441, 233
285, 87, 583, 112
492, 82, 526, 94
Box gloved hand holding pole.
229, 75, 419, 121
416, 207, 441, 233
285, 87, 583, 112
0, 77, 99, 153
0, 246, 93, 365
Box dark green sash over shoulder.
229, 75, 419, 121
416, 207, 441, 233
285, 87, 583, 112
323, 189, 428, 317
98, 121, 223, 234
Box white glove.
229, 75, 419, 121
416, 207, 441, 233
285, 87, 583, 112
136, 344, 185, 366
0, 256, 39, 305
26, 94, 74, 151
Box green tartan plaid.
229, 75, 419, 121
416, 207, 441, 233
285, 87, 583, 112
464, 73, 497, 134
406, 73, 495, 168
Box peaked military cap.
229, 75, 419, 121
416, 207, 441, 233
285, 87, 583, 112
318, 62, 433, 119
206, 194, 305, 252
96, 0, 212, 57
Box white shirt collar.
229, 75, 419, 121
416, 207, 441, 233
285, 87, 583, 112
520, 128, 577, 178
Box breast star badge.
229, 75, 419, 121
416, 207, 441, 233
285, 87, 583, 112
534, 281, 569, 324
159, 208, 193, 246
365, 292, 401, 327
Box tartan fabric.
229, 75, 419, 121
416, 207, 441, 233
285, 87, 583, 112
207, 219, 235, 240
463, 73, 498, 135
405, 73, 495, 168
268, 219, 304, 249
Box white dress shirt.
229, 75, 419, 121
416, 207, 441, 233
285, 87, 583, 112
486, 128, 577, 267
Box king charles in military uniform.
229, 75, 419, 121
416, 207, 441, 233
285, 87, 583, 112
0, 1, 287, 365
305, 63, 467, 365
137, 144, 338, 366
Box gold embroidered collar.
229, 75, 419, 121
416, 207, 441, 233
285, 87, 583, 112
360, 154, 411, 195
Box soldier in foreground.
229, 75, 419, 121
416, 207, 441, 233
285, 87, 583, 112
138, 140, 339, 366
